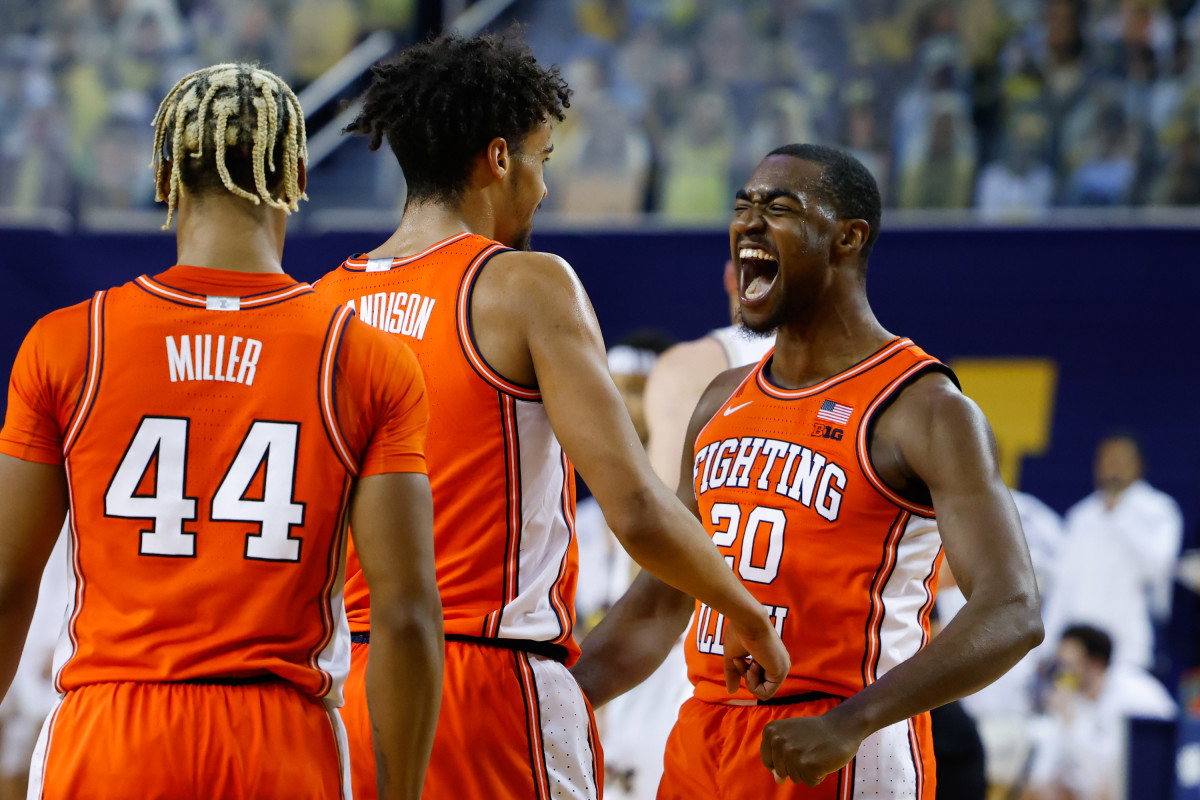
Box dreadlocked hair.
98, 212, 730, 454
151, 63, 308, 230
345, 29, 570, 205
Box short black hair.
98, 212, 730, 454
1098, 428, 1143, 458
766, 144, 882, 264
616, 328, 676, 355
346, 29, 570, 205
1062, 624, 1113, 666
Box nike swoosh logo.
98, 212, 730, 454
723, 401, 753, 417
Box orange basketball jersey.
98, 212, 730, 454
0, 266, 428, 704
685, 337, 953, 704
316, 233, 580, 662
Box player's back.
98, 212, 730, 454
318, 233, 579, 660
35, 267, 383, 700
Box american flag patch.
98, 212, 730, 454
816, 399, 853, 424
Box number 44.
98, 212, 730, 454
104, 416, 306, 561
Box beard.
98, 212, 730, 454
736, 304, 783, 336
512, 225, 533, 252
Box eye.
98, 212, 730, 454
768, 203, 790, 214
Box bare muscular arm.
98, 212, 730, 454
472, 252, 787, 697
760, 373, 1043, 786
573, 366, 757, 706
643, 337, 729, 486
0, 455, 67, 701
350, 472, 443, 800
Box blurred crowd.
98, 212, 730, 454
4, 0, 1200, 224
0, 0, 416, 221
516, 0, 1200, 220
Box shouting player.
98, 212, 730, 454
573, 145, 1043, 798
314, 32, 789, 800
0, 64, 442, 800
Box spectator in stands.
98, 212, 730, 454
0, 55, 70, 212
839, 81, 891, 200
78, 90, 155, 212
735, 88, 817, 186
899, 91, 978, 207
1150, 119, 1200, 204
557, 95, 652, 218
287, 0, 360, 90
1063, 103, 1139, 204
1043, 432, 1183, 670
1024, 624, 1176, 800
658, 89, 735, 221
976, 109, 1056, 217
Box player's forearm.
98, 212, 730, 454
366, 604, 444, 800
832, 590, 1042, 738
572, 575, 692, 706
606, 483, 766, 632
0, 578, 38, 699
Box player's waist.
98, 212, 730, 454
351, 631, 570, 664
718, 689, 845, 707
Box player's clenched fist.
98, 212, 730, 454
759, 709, 865, 786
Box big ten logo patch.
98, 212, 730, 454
949, 359, 1058, 489
811, 423, 844, 441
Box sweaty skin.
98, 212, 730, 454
361, 121, 790, 698
572, 154, 1043, 788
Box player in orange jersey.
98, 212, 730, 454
313, 31, 789, 800
572, 144, 1044, 799
0, 64, 442, 800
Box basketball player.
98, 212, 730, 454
0, 64, 442, 800
313, 32, 789, 800
573, 145, 1044, 798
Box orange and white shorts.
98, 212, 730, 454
343, 636, 602, 800
658, 695, 935, 800
29, 680, 349, 799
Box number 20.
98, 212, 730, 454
104, 416, 306, 561
708, 502, 786, 585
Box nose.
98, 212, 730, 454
731, 206, 766, 236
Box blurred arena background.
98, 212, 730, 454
0, 1, 1198, 798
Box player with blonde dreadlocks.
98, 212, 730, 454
0, 62, 443, 800
151, 62, 307, 229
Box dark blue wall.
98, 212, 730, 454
4, 226, 1197, 531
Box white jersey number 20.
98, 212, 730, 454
104, 416, 305, 561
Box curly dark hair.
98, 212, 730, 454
767, 144, 882, 265
345, 30, 570, 205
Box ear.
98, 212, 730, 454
156, 159, 173, 203
485, 136, 510, 181
832, 219, 869, 264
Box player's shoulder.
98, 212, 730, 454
30, 297, 94, 342
689, 364, 757, 429
485, 249, 579, 287
650, 336, 728, 381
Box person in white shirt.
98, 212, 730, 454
1042, 433, 1183, 670
1025, 624, 1176, 800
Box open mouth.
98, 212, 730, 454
738, 246, 779, 304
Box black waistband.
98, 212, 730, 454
758, 690, 844, 707
350, 631, 568, 663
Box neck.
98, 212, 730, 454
368, 195, 500, 258
765, 281, 893, 390
174, 192, 287, 273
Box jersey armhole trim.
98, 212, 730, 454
855, 360, 960, 519
455, 244, 543, 401
320, 305, 360, 477
62, 290, 107, 456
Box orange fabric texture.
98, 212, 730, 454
684, 338, 950, 705
317, 235, 580, 661
343, 640, 602, 800
35, 681, 346, 799
0, 265, 428, 698
658, 698, 936, 800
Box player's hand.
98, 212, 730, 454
760, 707, 865, 787
723, 616, 789, 700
